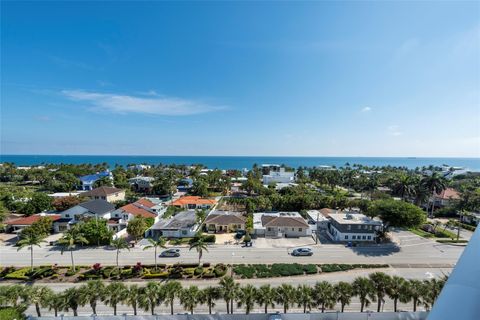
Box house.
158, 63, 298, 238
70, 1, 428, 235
461, 212, 480, 226
112, 202, 157, 222
204, 211, 246, 233
305, 210, 329, 230
177, 178, 193, 192
6, 213, 60, 233
54, 199, 116, 233
134, 198, 166, 214
262, 164, 295, 185
171, 196, 217, 210
146, 211, 198, 239
326, 212, 382, 242
48, 191, 84, 198
82, 186, 125, 203
430, 188, 461, 208
253, 212, 310, 238
128, 176, 155, 192
78, 171, 113, 191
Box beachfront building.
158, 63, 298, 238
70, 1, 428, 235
204, 211, 246, 233
78, 171, 113, 191
146, 211, 198, 239
253, 212, 310, 238
82, 186, 125, 203
171, 196, 217, 210
327, 212, 382, 242
261, 164, 295, 185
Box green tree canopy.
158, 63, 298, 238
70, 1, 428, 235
368, 199, 426, 229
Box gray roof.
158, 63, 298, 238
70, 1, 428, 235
79, 199, 115, 215
151, 211, 196, 230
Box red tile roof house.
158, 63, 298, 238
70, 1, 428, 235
430, 188, 461, 208
5, 214, 61, 233
171, 196, 217, 210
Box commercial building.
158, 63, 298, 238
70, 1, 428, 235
327, 212, 382, 242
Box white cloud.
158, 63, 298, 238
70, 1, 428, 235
61, 90, 226, 116
361, 107, 372, 112
387, 125, 403, 136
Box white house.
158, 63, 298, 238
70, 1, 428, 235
146, 211, 199, 239
262, 164, 295, 185
54, 199, 116, 233
327, 212, 382, 242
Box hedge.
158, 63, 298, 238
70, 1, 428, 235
4, 268, 30, 280
436, 239, 469, 244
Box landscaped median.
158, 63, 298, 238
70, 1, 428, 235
0, 262, 389, 282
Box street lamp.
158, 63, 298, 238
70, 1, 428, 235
231, 252, 235, 276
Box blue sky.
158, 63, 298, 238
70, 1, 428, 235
1, 1, 479, 157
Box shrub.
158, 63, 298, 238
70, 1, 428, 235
194, 267, 204, 276
65, 268, 77, 277
29, 267, 55, 279
0, 307, 25, 320
202, 272, 215, 278
213, 264, 227, 277
270, 263, 304, 277
303, 264, 318, 274
436, 239, 468, 244
4, 268, 30, 280
143, 272, 169, 279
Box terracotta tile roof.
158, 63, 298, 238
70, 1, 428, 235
120, 203, 156, 218
435, 188, 461, 200
171, 196, 216, 206
263, 216, 309, 228
6, 214, 61, 226
135, 198, 155, 208
83, 186, 124, 197
205, 213, 246, 225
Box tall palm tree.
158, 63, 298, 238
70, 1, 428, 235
219, 276, 236, 314
394, 174, 417, 201
179, 286, 201, 315
369, 272, 391, 312
335, 282, 353, 312
78, 280, 105, 315
237, 284, 257, 315
111, 237, 130, 268
164, 280, 182, 315
200, 286, 220, 314
45, 292, 65, 317
352, 277, 375, 312
387, 276, 407, 312
0, 284, 25, 307
405, 279, 424, 312
102, 282, 127, 315
139, 281, 164, 315
124, 284, 141, 316
143, 237, 166, 271
295, 284, 313, 313
256, 284, 276, 314
57, 227, 88, 272
313, 281, 335, 313
275, 284, 295, 313
63, 287, 82, 316
421, 173, 447, 216
189, 237, 209, 265
24, 286, 53, 317
17, 233, 45, 271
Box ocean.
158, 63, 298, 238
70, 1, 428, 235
1, 155, 479, 171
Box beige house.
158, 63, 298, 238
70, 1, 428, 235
205, 211, 246, 233
82, 186, 125, 203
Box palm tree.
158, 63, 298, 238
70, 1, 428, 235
57, 227, 88, 272
275, 284, 295, 313
335, 282, 353, 312
387, 276, 407, 312
295, 284, 313, 313
200, 286, 220, 314
111, 237, 130, 268
0, 284, 25, 307
237, 284, 257, 315
189, 237, 209, 265
17, 233, 45, 271
124, 284, 141, 316
352, 277, 375, 312
102, 282, 127, 315
313, 281, 335, 313
78, 280, 105, 315
139, 281, 163, 315
63, 287, 81, 316
164, 280, 182, 315
45, 292, 65, 317
179, 286, 201, 314
24, 286, 53, 317
421, 173, 447, 216
394, 174, 416, 200
256, 284, 276, 314
405, 279, 424, 312
369, 272, 391, 312
143, 237, 166, 271
219, 276, 237, 314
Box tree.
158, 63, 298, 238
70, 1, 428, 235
127, 216, 148, 242
24, 286, 53, 317
17, 233, 45, 271
368, 199, 426, 229
20, 216, 53, 239
394, 174, 417, 200
143, 237, 166, 271
139, 282, 163, 315
124, 284, 141, 316
200, 286, 220, 314
421, 173, 447, 216
219, 276, 237, 314
93, 176, 113, 188
111, 237, 130, 268
29, 193, 53, 213
164, 281, 182, 315
57, 227, 88, 272
102, 282, 127, 315
180, 286, 201, 314
78, 280, 105, 315
405, 279, 424, 312
296, 284, 313, 313
189, 237, 208, 265
335, 281, 353, 312
52, 196, 83, 212
0, 284, 25, 307
77, 218, 113, 246
313, 281, 336, 313
45, 292, 65, 317
256, 284, 276, 314
237, 284, 257, 315
191, 179, 209, 197
275, 284, 295, 313
387, 276, 407, 312
352, 277, 375, 312
63, 287, 81, 316
369, 272, 391, 312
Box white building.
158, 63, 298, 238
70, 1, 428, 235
327, 212, 382, 242
262, 164, 295, 185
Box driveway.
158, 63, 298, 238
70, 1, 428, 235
254, 236, 317, 249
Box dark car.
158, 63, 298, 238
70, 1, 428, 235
159, 248, 180, 257
291, 247, 313, 256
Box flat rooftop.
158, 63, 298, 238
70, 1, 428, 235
329, 212, 382, 225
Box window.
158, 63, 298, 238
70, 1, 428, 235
292, 228, 294, 231
358, 225, 362, 229
367, 236, 371, 240
345, 235, 348, 240
364, 225, 368, 230
362, 236, 366, 240
347, 225, 351, 230
267, 227, 271, 231
181, 230, 187, 235
65, 214, 70, 217
299, 228, 302, 232
352, 235, 356, 240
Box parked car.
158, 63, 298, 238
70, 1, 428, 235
291, 247, 313, 256
160, 248, 180, 257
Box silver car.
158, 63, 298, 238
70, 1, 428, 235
160, 248, 180, 257
291, 247, 313, 256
